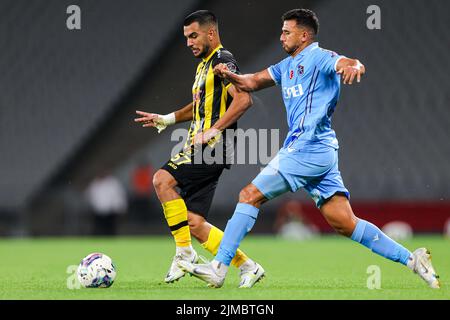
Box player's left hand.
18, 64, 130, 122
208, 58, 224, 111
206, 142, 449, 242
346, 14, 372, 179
337, 60, 365, 84
193, 128, 221, 145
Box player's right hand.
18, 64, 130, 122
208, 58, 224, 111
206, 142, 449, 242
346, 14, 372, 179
213, 63, 230, 78
135, 110, 176, 133
134, 110, 161, 128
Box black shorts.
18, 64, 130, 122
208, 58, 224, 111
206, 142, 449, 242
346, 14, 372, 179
161, 149, 227, 218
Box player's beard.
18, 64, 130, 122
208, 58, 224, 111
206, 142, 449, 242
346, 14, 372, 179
281, 40, 299, 55
284, 44, 299, 55
196, 44, 210, 59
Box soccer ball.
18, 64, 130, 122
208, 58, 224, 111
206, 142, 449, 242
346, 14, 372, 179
77, 252, 117, 288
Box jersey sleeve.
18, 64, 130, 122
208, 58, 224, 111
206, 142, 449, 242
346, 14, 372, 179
314, 48, 344, 75
267, 61, 282, 85
212, 50, 240, 86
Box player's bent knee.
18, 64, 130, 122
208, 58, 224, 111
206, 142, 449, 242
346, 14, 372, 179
238, 188, 250, 203
152, 170, 164, 190
238, 184, 264, 206
152, 170, 171, 191
332, 218, 357, 237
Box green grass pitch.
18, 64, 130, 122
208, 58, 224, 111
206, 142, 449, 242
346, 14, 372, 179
0, 235, 448, 299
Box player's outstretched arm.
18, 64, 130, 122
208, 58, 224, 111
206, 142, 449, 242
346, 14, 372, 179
174, 102, 194, 123
193, 85, 252, 145
214, 64, 275, 92
134, 102, 193, 133
336, 58, 366, 85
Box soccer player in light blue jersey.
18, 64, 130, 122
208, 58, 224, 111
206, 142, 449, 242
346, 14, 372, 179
179, 9, 440, 289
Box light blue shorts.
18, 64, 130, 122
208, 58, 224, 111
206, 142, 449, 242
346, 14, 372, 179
252, 147, 349, 208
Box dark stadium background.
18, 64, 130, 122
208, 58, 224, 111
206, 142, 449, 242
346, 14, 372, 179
1, 0, 449, 237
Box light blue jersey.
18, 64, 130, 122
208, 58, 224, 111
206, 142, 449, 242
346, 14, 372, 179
252, 42, 349, 207
267, 42, 342, 152
216, 42, 413, 271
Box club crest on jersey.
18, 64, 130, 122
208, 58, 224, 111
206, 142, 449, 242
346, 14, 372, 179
297, 64, 304, 76
289, 70, 294, 79
225, 62, 237, 74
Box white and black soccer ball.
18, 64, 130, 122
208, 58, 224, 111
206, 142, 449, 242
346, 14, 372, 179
77, 253, 117, 288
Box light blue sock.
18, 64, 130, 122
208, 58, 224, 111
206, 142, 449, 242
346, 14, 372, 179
351, 219, 412, 265
215, 203, 259, 266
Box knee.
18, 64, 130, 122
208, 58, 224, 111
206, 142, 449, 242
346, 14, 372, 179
332, 216, 357, 237
238, 185, 264, 206
321, 196, 357, 237
152, 170, 169, 192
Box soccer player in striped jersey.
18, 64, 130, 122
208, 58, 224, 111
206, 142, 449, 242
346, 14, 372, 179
179, 9, 440, 289
135, 10, 265, 288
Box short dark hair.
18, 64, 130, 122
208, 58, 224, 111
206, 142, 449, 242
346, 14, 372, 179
184, 10, 218, 27
281, 9, 319, 35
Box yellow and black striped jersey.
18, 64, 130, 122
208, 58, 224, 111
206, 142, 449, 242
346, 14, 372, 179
186, 45, 239, 150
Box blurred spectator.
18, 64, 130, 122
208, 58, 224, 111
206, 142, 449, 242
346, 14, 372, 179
382, 221, 413, 241
85, 172, 127, 235
129, 161, 158, 222
444, 218, 450, 238
274, 199, 318, 240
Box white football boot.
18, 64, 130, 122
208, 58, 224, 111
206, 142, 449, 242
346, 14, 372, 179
178, 260, 227, 288
164, 250, 199, 283
238, 261, 265, 288
408, 248, 440, 289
